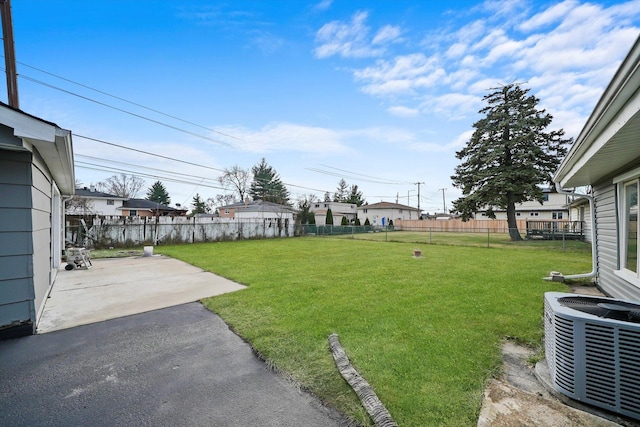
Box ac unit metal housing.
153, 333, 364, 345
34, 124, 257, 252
544, 292, 640, 420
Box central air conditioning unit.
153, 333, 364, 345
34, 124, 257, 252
544, 292, 640, 420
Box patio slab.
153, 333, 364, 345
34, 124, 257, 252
37, 255, 246, 333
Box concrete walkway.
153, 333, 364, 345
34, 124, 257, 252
38, 255, 246, 333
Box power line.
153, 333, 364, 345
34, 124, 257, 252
318, 163, 413, 185
76, 136, 331, 196
75, 164, 227, 191
15, 72, 234, 147
75, 154, 220, 183
306, 167, 409, 185
12, 59, 244, 142
75, 134, 227, 173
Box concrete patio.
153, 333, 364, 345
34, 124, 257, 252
37, 255, 247, 333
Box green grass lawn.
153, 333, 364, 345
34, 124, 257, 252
156, 237, 590, 426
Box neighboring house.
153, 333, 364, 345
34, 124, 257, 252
66, 186, 126, 216
309, 201, 358, 225
118, 199, 186, 217
219, 199, 296, 222
0, 102, 74, 339
357, 202, 421, 226
475, 188, 570, 221
568, 196, 592, 243
554, 35, 640, 301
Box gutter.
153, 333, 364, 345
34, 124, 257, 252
544, 182, 597, 282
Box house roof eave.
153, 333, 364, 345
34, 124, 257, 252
0, 103, 75, 194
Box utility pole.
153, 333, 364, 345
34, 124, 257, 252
439, 188, 447, 214
0, 0, 19, 108
414, 182, 425, 214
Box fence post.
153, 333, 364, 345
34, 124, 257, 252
487, 228, 490, 248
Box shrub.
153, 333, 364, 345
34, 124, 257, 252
325, 208, 334, 225
341, 216, 348, 226
364, 218, 370, 226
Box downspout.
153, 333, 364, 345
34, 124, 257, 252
544, 182, 597, 282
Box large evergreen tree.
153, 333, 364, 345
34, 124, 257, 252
146, 180, 171, 205
346, 184, 366, 206
333, 179, 349, 202
191, 193, 209, 214
451, 83, 571, 241
249, 158, 290, 205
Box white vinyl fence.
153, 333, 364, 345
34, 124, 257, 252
66, 215, 294, 248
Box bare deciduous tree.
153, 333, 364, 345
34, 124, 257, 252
215, 194, 236, 207
218, 165, 250, 203
97, 174, 145, 198
65, 179, 95, 214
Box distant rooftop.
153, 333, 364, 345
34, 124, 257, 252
74, 187, 125, 199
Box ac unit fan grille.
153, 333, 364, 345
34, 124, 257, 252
559, 296, 640, 324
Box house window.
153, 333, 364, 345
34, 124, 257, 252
363, 209, 368, 213
107, 199, 114, 205
224, 209, 230, 214
516, 212, 521, 217
623, 180, 638, 273
314, 204, 320, 208
530, 212, 539, 217
543, 193, 549, 202
552, 212, 563, 220
129, 210, 137, 216
612, 169, 640, 285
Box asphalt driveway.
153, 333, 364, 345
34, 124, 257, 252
0, 303, 346, 426
0, 256, 347, 426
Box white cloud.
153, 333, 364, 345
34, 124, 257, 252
354, 53, 445, 96
314, 12, 384, 58
372, 25, 403, 45
314, 11, 396, 58
406, 130, 473, 153
387, 106, 419, 117
425, 93, 482, 119
446, 42, 467, 59
313, 0, 333, 12
215, 122, 350, 154
519, 0, 577, 31
315, 0, 640, 127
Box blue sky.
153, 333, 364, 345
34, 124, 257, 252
7, 0, 640, 213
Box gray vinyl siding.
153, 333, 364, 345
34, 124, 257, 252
593, 182, 640, 301
31, 150, 53, 321
0, 151, 35, 331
